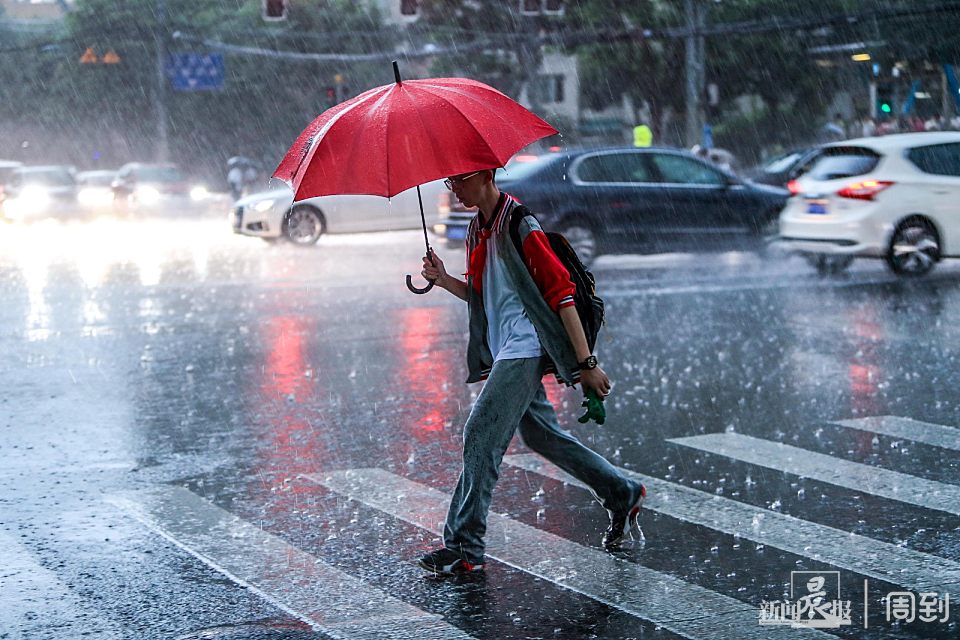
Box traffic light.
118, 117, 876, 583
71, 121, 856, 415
262, 0, 287, 21
325, 87, 336, 107
877, 85, 894, 116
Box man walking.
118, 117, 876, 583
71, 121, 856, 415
417, 168, 646, 576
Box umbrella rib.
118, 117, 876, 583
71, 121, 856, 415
412, 82, 554, 167
409, 86, 509, 169
292, 89, 388, 191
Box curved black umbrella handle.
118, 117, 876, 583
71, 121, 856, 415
406, 249, 435, 294
406, 274, 434, 294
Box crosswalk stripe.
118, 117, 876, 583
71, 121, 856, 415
106, 487, 475, 640
831, 415, 960, 452
503, 454, 960, 593
668, 433, 960, 516
0, 529, 122, 639
304, 468, 832, 640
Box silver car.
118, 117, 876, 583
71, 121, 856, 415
232, 180, 445, 245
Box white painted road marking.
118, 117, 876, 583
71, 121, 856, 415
106, 487, 474, 640
832, 415, 960, 452
0, 529, 121, 639
503, 453, 960, 592
668, 432, 960, 516
304, 468, 831, 640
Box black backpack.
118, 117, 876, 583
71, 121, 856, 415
545, 231, 605, 353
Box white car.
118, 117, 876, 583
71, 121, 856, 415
231, 180, 445, 245
779, 131, 960, 276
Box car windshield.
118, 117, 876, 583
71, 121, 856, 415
15, 168, 75, 187
807, 147, 880, 181
137, 166, 185, 183
79, 172, 116, 186
762, 151, 803, 174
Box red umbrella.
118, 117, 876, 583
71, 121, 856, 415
273, 62, 558, 293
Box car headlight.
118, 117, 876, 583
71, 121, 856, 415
135, 186, 162, 205
78, 187, 114, 207
253, 198, 276, 212
8, 186, 51, 215
190, 185, 209, 201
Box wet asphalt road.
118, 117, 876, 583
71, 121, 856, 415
1, 217, 959, 639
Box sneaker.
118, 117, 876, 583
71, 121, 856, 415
418, 548, 484, 576
602, 482, 646, 549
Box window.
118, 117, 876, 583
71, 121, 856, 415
576, 153, 653, 184
907, 143, 960, 177
520, 0, 540, 14
534, 74, 564, 104
400, 0, 418, 16
544, 0, 564, 14
807, 147, 880, 181
762, 151, 803, 175
651, 154, 724, 185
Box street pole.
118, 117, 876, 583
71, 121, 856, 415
154, 0, 170, 162
684, 0, 706, 148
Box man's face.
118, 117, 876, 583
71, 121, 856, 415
446, 171, 484, 208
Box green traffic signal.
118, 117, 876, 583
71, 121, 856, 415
880, 103, 891, 114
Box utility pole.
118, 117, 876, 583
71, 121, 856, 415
154, 0, 170, 162
684, 0, 707, 148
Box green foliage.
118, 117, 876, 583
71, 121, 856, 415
0, 0, 387, 181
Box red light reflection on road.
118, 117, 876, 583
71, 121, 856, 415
263, 316, 308, 401
395, 307, 460, 442
254, 313, 324, 519
848, 306, 883, 418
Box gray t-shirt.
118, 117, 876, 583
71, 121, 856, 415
482, 229, 543, 361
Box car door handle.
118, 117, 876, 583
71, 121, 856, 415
933, 189, 950, 195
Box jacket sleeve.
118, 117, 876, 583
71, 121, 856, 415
512, 211, 576, 312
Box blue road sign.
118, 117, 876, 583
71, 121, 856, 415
166, 53, 224, 91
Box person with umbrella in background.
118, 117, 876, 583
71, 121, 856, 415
418, 168, 646, 576
272, 63, 646, 577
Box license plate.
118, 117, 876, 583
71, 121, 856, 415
806, 199, 828, 215
447, 226, 467, 241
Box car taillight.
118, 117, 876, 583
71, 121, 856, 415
438, 191, 450, 217
836, 180, 894, 201
786, 180, 802, 195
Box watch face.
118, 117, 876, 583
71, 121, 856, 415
581, 355, 598, 370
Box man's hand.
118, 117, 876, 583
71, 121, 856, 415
579, 366, 610, 399
421, 251, 468, 301
421, 252, 448, 288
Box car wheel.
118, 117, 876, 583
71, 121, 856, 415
886, 217, 940, 277
282, 206, 324, 246
562, 223, 598, 266
806, 254, 854, 276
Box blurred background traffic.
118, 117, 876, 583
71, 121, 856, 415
2, 0, 960, 277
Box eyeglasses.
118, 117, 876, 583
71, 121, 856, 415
443, 171, 481, 190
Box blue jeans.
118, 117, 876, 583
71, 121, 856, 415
443, 356, 638, 564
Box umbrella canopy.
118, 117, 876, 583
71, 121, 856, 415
273, 75, 558, 200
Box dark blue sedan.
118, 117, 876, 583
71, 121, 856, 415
434, 147, 789, 264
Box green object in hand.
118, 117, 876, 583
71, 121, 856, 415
578, 388, 606, 425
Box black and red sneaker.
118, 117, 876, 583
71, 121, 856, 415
418, 548, 484, 576
602, 482, 646, 549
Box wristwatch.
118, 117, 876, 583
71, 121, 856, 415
577, 355, 598, 371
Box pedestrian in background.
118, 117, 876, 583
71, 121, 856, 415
416, 168, 646, 576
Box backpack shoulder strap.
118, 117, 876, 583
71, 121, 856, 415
508, 204, 540, 258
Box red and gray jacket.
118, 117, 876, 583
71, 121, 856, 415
463, 193, 581, 385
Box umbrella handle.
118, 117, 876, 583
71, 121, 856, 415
406, 274, 434, 295
406, 248, 435, 294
